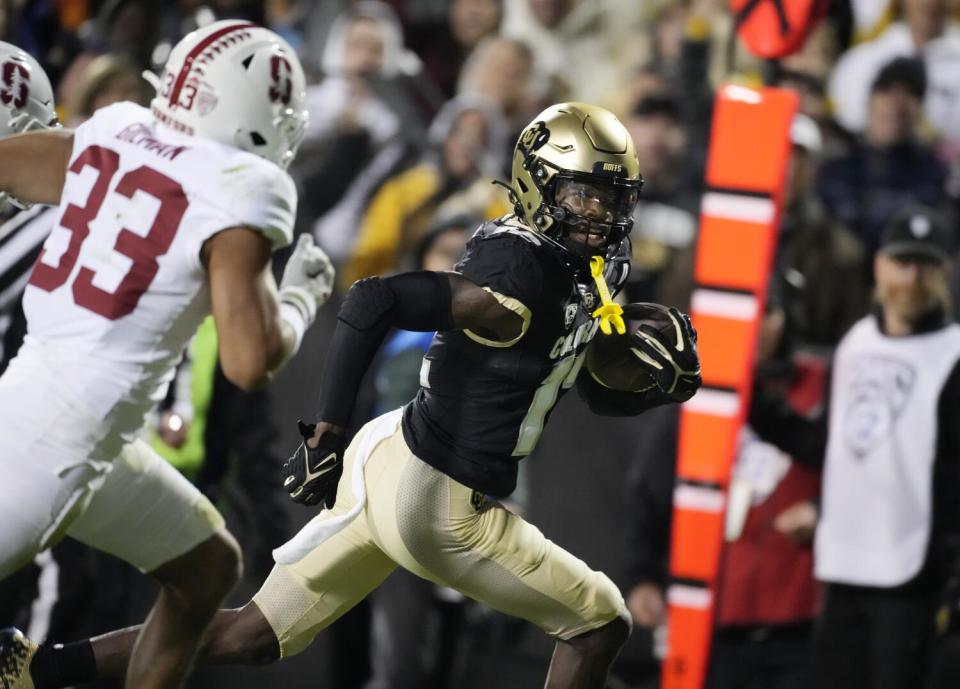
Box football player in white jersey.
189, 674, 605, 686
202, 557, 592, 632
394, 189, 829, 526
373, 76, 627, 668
0, 23, 333, 689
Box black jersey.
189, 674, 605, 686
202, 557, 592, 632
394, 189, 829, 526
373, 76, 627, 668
401, 216, 630, 497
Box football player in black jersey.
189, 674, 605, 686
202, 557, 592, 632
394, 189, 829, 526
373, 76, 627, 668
11, 103, 700, 689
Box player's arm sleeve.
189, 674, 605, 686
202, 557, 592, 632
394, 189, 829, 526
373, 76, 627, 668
576, 368, 674, 417
456, 234, 541, 347
315, 271, 455, 427
313, 235, 536, 427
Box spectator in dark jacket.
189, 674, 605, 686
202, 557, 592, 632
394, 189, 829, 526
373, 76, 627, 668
777, 114, 871, 349
817, 57, 950, 256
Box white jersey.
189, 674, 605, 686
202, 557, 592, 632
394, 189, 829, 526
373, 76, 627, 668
815, 316, 960, 587
19, 101, 295, 451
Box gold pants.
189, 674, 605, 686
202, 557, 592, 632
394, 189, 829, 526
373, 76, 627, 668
254, 411, 627, 657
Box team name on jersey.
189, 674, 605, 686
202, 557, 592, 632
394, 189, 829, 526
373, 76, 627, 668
549, 317, 599, 360
116, 123, 189, 160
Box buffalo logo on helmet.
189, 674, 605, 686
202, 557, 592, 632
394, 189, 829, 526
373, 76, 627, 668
519, 120, 550, 154
0, 60, 29, 110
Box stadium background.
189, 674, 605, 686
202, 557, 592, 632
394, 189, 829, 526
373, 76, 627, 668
2, 0, 960, 688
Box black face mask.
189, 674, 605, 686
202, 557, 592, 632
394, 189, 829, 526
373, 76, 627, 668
555, 215, 622, 258
559, 235, 600, 259
545, 178, 639, 258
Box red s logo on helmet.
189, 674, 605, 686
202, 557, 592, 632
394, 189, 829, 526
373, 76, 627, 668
0, 61, 29, 110
268, 55, 292, 105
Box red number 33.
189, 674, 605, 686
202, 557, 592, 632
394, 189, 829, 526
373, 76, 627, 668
29, 145, 187, 320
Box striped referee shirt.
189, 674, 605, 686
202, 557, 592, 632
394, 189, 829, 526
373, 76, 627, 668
0, 205, 55, 358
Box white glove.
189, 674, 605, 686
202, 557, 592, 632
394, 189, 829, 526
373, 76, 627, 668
279, 233, 335, 323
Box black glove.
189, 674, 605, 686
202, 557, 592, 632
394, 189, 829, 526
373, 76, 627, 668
281, 421, 347, 508
629, 307, 702, 402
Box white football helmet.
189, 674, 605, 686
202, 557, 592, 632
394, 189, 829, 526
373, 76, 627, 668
0, 41, 56, 137
149, 21, 308, 169
0, 42, 56, 209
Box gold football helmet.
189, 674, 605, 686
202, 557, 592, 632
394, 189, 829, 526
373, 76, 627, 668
507, 102, 643, 258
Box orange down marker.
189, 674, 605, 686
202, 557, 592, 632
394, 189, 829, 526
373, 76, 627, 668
660, 84, 797, 689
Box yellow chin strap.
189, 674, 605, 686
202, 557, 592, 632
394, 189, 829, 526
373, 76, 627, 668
589, 256, 625, 336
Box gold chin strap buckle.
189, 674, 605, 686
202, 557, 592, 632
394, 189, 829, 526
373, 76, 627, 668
589, 256, 625, 336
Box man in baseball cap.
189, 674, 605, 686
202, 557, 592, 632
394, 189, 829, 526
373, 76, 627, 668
879, 204, 954, 263
813, 203, 960, 689
875, 205, 955, 336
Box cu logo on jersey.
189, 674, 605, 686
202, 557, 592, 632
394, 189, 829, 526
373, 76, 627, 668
550, 318, 599, 360
0, 60, 29, 110
268, 55, 293, 105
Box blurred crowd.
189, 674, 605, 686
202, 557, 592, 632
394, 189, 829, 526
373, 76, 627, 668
3, 0, 960, 688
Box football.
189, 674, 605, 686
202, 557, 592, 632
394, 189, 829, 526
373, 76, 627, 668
585, 302, 676, 392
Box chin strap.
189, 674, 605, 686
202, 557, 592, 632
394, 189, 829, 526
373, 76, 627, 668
589, 256, 625, 336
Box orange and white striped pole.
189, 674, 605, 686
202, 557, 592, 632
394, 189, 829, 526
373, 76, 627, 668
660, 84, 797, 689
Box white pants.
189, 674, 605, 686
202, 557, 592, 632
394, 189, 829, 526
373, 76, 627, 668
0, 351, 224, 580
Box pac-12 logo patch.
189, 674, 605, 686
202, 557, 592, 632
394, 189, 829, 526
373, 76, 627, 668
268, 55, 293, 105
843, 354, 915, 459
196, 91, 218, 116
0, 60, 29, 109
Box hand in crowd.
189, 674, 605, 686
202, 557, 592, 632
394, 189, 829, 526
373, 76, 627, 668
157, 410, 189, 449
627, 581, 667, 628
774, 500, 818, 545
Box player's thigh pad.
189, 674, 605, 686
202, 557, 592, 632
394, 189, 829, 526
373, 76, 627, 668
253, 417, 397, 657
365, 429, 629, 640
0, 353, 109, 578
66, 439, 225, 573
0, 447, 101, 580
